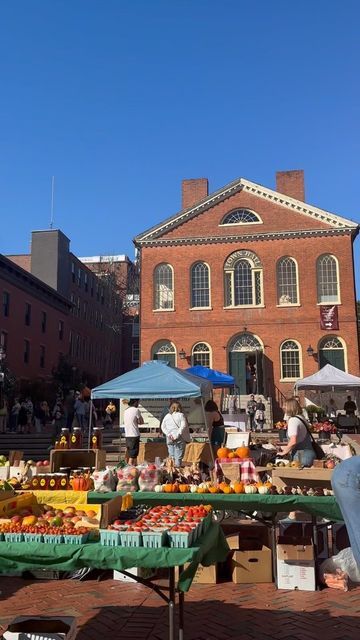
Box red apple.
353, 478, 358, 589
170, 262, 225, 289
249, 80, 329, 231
42, 460, 50, 466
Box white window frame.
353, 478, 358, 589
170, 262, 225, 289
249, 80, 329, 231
220, 208, 263, 226
191, 342, 211, 367
276, 256, 300, 306
190, 262, 211, 309
318, 335, 348, 372
280, 339, 302, 381
153, 263, 174, 311
316, 254, 341, 305
151, 340, 176, 365
224, 259, 264, 308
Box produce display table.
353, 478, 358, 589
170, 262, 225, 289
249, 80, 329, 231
88, 491, 343, 521
271, 467, 333, 489
0, 523, 228, 640
137, 442, 212, 465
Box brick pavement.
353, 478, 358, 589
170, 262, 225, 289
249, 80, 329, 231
0, 575, 359, 639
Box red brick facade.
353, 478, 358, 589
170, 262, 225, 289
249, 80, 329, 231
136, 172, 359, 413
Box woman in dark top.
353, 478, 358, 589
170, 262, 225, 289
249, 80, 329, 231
205, 400, 225, 447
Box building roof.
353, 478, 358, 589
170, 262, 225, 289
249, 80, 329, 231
134, 176, 359, 246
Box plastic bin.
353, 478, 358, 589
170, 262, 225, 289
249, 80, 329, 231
63, 533, 89, 545
119, 531, 142, 547
4, 533, 24, 542
23, 533, 44, 543
43, 534, 64, 544
168, 530, 194, 548
100, 530, 120, 547
142, 530, 167, 548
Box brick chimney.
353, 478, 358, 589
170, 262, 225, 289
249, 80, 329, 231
276, 170, 305, 202
182, 178, 209, 209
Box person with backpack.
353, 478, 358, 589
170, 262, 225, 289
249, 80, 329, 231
279, 397, 316, 467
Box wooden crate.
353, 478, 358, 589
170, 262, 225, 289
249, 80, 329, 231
271, 466, 333, 489
50, 449, 106, 472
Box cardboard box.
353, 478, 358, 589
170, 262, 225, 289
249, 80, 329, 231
232, 546, 272, 583
276, 537, 316, 591
0, 492, 39, 517
3, 615, 77, 639
175, 563, 218, 584
100, 494, 123, 529
8, 451, 24, 467
331, 524, 350, 555
271, 467, 333, 489
113, 567, 156, 582
279, 522, 329, 560
0, 467, 10, 480
226, 522, 270, 549
50, 449, 106, 472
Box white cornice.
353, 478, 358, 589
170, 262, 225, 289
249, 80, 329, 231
136, 227, 353, 248
134, 177, 358, 245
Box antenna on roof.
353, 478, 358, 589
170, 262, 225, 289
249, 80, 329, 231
50, 176, 55, 229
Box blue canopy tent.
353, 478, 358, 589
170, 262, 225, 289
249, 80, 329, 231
91, 360, 213, 399
185, 365, 235, 388
89, 361, 214, 459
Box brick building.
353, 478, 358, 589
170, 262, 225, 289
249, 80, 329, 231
135, 170, 359, 415
79, 254, 139, 373
0, 253, 71, 382
7, 230, 125, 385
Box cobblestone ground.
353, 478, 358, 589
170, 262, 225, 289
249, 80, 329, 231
0, 575, 359, 640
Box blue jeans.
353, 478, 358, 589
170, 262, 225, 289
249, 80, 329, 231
292, 449, 316, 467
167, 441, 186, 466
332, 457, 360, 567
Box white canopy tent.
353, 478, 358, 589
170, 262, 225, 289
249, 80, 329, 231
295, 364, 360, 414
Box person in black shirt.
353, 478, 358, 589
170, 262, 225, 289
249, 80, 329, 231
344, 395, 357, 416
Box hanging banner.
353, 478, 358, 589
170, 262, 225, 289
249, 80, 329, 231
320, 305, 339, 330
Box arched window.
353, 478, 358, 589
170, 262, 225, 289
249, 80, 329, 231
317, 255, 339, 303
191, 342, 211, 367
318, 336, 345, 371
154, 264, 174, 310
277, 257, 299, 305
151, 340, 176, 367
224, 251, 263, 307
191, 262, 210, 308
230, 334, 262, 352
221, 209, 262, 225
280, 340, 301, 380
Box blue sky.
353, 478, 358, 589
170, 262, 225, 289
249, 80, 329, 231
0, 0, 359, 289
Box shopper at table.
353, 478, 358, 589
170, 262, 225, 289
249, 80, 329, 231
205, 400, 225, 448
161, 401, 190, 467
279, 397, 315, 467
124, 398, 144, 465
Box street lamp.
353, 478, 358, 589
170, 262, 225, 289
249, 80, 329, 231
179, 349, 186, 360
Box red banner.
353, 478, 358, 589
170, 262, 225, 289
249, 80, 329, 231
320, 305, 339, 330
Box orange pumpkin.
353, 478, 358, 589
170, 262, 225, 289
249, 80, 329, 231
233, 481, 245, 494
178, 484, 189, 493
217, 447, 230, 459
219, 481, 229, 492
163, 484, 174, 493
208, 486, 219, 494
222, 485, 234, 494
228, 451, 237, 459
197, 487, 208, 494
236, 445, 250, 459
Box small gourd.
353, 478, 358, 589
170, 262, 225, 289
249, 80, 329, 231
257, 485, 269, 495
244, 483, 258, 494
236, 443, 250, 459
154, 484, 163, 493
217, 447, 230, 459
179, 484, 189, 493
233, 481, 245, 494
190, 484, 198, 493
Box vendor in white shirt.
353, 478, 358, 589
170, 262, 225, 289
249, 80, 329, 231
161, 401, 191, 466
123, 399, 144, 465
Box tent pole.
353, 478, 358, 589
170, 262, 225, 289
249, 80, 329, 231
201, 397, 215, 466
87, 396, 93, 450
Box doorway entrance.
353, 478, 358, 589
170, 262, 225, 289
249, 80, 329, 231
228, 334, 264, 395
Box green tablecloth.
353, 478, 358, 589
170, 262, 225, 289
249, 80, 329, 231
88, 491, 343, 521
0, 523, 228, 593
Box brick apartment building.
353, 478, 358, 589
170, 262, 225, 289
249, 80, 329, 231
5, 230, 137, 386
0, 252, 71, 382
135, 170, 360, 414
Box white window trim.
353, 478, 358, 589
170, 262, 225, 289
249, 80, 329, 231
219, 208, 263, 226
153, 308, 176, 313
190, 261, 212, 310
316, 254, 341, 305
317, 335, 348, 372
276, 256, 300, 306
224, 262, 264, 307
191, 342, 212, 368
317, 302, 342, 306
280, 339, 303, 381
190, 306, 213, 311
153, 263, 175, 311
